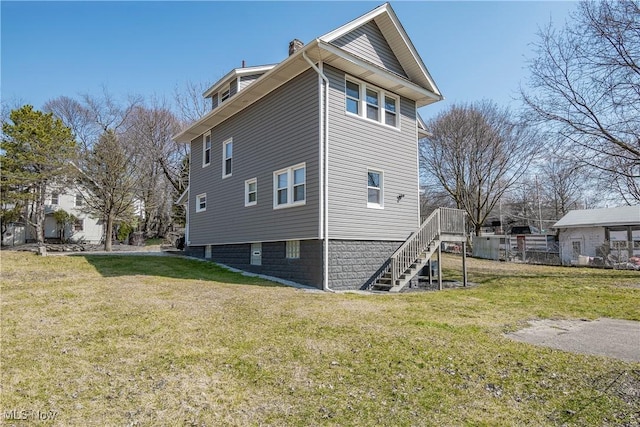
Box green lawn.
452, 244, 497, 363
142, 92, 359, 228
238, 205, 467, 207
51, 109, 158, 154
1, 251, 639, 426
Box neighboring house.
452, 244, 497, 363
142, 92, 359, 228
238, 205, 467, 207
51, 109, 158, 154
37, 189, 103, 244
174, 3, 466, 291
553, 206, 640, 265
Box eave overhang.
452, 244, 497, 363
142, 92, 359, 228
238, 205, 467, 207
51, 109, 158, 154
202, 64, 277, 99
174, 37, 442, 144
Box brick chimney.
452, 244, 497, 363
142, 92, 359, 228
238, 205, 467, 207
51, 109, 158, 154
288, 39, 304, 56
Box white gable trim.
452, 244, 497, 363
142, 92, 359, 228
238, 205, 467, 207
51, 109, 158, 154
320, 3, 441, 98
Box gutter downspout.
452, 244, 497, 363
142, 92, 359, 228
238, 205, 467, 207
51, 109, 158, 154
303, 50, 332, 292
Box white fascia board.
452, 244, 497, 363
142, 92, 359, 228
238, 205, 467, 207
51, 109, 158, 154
319, 3, 389, 42
383, 4, 442, 98
174, 42, 320, 144
320, 2, 442, 99
319, 41, 441, 104
202, 64, 277, 98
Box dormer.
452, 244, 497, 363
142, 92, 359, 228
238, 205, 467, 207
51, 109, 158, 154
203, 64, 276, 110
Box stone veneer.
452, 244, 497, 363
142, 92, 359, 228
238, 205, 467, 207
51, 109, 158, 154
327, 240, 403, 291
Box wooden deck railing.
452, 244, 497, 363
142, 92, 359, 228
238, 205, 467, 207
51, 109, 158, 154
390, 208, 466, 286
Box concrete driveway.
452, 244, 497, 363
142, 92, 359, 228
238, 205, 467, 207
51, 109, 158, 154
506, 318, 640, 363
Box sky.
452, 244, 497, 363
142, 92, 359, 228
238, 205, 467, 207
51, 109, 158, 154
1, 1, 577, 122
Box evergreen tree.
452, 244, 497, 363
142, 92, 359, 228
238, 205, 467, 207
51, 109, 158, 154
1, 105, 77, 244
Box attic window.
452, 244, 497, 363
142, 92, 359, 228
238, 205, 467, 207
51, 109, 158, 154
221, 85, 230, 102
345, 76, 400, 129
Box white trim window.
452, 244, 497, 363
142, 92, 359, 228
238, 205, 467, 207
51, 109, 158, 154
345, 77, 400, 128
203, 132, 212, 167
274, 163, 306, 208
286, 240, 300, 259
384, 95, 397, 127
245, 178, 257, 206
345, 80, 360, 115
223, 138, 233, 178
50, 192, 59, 205
367, 169, 383, 208
75, 193, 83, 207
196, 193, 207, 213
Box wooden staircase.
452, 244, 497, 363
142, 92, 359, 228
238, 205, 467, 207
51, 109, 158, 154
370, 208, 466, 292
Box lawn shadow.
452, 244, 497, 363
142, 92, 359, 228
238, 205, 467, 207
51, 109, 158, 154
77, 254, 282, 287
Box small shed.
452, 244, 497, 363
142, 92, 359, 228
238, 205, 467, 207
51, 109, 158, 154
553, 206, 640, 266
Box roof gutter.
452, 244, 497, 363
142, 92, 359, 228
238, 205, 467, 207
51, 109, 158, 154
303, 49, 333, 293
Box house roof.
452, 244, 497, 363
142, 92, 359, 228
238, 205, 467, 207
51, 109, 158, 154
202, 65, 276, 99
552, 206, 640, 228
173, 3, 442, 144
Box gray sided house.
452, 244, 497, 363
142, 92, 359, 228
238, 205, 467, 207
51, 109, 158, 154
174, 3, 466, 291
553, 206, 640, 266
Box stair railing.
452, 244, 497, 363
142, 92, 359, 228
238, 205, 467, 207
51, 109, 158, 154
390, 208, 441, 286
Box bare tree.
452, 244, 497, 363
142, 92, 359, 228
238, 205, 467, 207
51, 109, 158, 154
80, 130, 136, 251
522, 0, 640, 202
420, 101, 540, 235
174, 80, 211, 125
124, 100, 185, 236
43, 96, 97, 151
538, 154, 587, 219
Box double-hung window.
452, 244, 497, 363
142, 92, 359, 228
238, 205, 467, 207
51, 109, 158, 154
50, 193, 59, 205
345, 80, 360, 114
75, 194, 83, 207
274, 163, 306, 208
196, 193, 207, 212
366, 88, 379, 121
384, 96, 397, 127
367, 169, 383, 208
223, 138, 233, 177
203, 132, 211, 167
245, 178, 257, 206
345, 77, 399, 129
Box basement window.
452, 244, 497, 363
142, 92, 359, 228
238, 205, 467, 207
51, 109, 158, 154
286, 240, 300, 259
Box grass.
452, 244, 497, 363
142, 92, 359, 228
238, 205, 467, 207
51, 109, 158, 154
1, 251, 639, 426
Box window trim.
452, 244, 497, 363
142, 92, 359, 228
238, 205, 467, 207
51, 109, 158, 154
203, 132, 212, 167
222, 138, 233, 178
73, 219, 84, 232
75, 194, 83, 207
50, 192, 59, 205
245, 178, 257, 207
345, 76, 400, 130
195, 193, 207, 213
273, 163, 306, 209
367, 169, 384, 209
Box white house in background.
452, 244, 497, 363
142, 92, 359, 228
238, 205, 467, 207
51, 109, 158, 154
553, 206, 640, 265
38, 189, 103, 244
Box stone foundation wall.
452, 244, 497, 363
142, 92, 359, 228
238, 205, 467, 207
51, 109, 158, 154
328, 240, 403, 291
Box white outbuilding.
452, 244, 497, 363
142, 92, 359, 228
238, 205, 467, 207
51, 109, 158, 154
553, 206, 640, 266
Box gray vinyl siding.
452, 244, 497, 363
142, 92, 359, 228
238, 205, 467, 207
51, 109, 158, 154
325, 64, 419, 241
239, 74, 263, 91
188, 69, 320, 246
212, 93, 218, 109
331, 21, 407, 77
